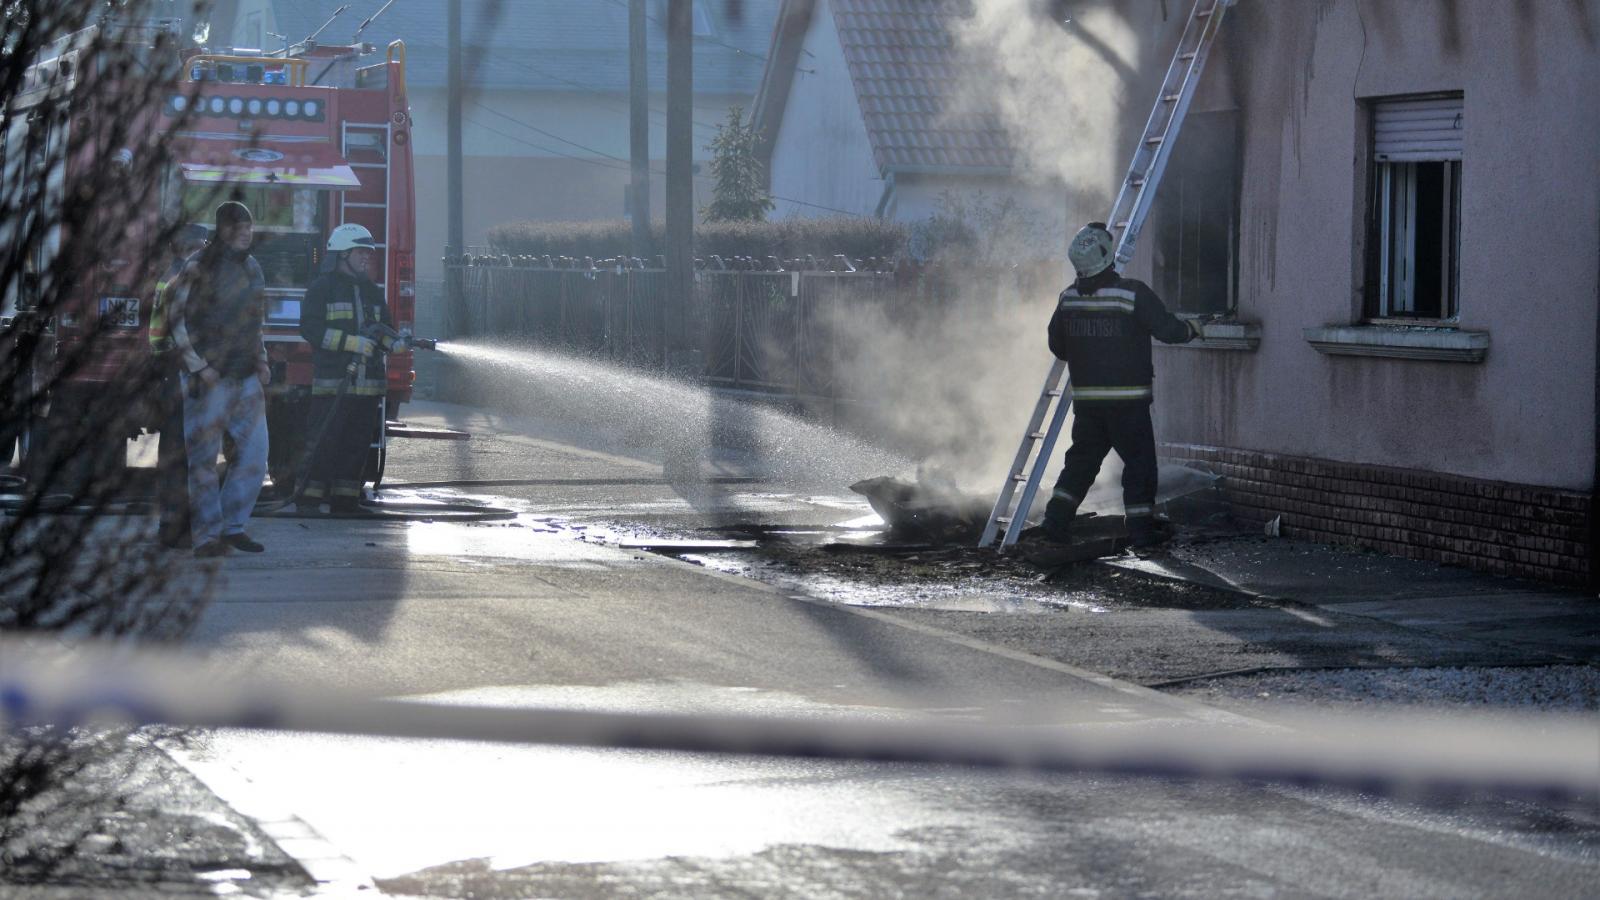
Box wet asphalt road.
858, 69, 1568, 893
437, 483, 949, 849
156, 400, 1600, 898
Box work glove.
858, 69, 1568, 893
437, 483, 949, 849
342, 334, 379, 356
1185, 318, 1206, 341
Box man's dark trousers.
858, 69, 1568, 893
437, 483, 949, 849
1042, 403, 1158, 529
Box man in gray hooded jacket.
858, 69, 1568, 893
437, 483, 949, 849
170, 200, 270, 557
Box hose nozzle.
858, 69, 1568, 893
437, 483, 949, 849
369, 323, 439, 351
394, 327, 437, 351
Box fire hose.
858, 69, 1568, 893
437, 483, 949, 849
253, 326, 511, 522
268, 324, 437, 513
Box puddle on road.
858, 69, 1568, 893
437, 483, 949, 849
372, 487, 1245, 614
682, 552, 1108, 614
402, 516, 599, 563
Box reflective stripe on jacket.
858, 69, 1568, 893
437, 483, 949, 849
1046, 273, 1193, 405
300, 270, 394, 397
148, 257, 188, 354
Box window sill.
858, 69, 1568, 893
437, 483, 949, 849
1172, 321, 1260, 351
1302, 325, 1488, 363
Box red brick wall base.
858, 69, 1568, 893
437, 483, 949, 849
1159, 443, 1593, 587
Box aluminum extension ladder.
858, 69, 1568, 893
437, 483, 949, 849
979, 0, 1237, 549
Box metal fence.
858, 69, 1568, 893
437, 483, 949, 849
448, 259, 1058, 402
457, 263, 666, 369
453, 261, 915, 401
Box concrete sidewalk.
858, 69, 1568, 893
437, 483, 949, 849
1107, 530, 1600, 665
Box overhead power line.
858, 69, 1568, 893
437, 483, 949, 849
472, 100, 633, 164
492, 54, 725, 132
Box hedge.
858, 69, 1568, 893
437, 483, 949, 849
485, 217, 908, 265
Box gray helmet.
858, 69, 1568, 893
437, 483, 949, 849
1068, 222, 1115, 278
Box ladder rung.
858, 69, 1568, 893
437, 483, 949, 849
1144, 135, 1164, 145
1180, 52, 1197, 61
1011, 475, 1029, 483
1028, 431, 1046, 440
996, 516, 1013, 524
1164, 94, 1180, 102
1113, 221, 1130, 230
1044, 389, 1063, 398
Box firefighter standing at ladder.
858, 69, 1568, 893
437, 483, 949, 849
1025, 222, 1203, 550
170, 201, 271, 557
297, 223, 398, 513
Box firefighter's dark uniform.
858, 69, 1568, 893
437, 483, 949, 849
298, 268, 398, 509
1041, 269, 1196, 540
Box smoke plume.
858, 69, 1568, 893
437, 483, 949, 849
947, 0, 1142, 215
818, 2, 1150, 499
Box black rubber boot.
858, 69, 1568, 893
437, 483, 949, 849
1019, 518, 1073, 545
1126, 517, 1171, 549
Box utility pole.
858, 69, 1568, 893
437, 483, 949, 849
445, 0, 465, 336
629, 0, 651, 261
664, 0, 693, 371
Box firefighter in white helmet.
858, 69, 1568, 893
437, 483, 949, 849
296, 223, 399, 513
1022, 222, 1204, 550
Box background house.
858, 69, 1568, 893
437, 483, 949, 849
1068, 0, 1598, 584
216, 0, 783, 279
751, 0, 1067, 254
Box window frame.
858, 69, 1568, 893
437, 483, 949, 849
1364, 94, 1463, 324
1153, 108, 1240, 318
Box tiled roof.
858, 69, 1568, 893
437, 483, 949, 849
251, 0, 779, 94
831, 0, 1014, 172
751, 0, 1015, 174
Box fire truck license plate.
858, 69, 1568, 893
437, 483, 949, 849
99, 296, 140, 328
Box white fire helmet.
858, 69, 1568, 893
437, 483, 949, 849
1068, 222, 1115, 278
327, 223, 376, 253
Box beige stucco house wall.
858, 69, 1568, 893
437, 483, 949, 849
1131, 0, 1599, 491
1056, 0, 1599, 582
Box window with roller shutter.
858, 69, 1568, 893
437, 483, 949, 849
1365, 95, 1464, 321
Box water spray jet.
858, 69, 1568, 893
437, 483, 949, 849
438, 341, 913, 490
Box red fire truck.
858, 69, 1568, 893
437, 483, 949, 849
4, 19, 418, 490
